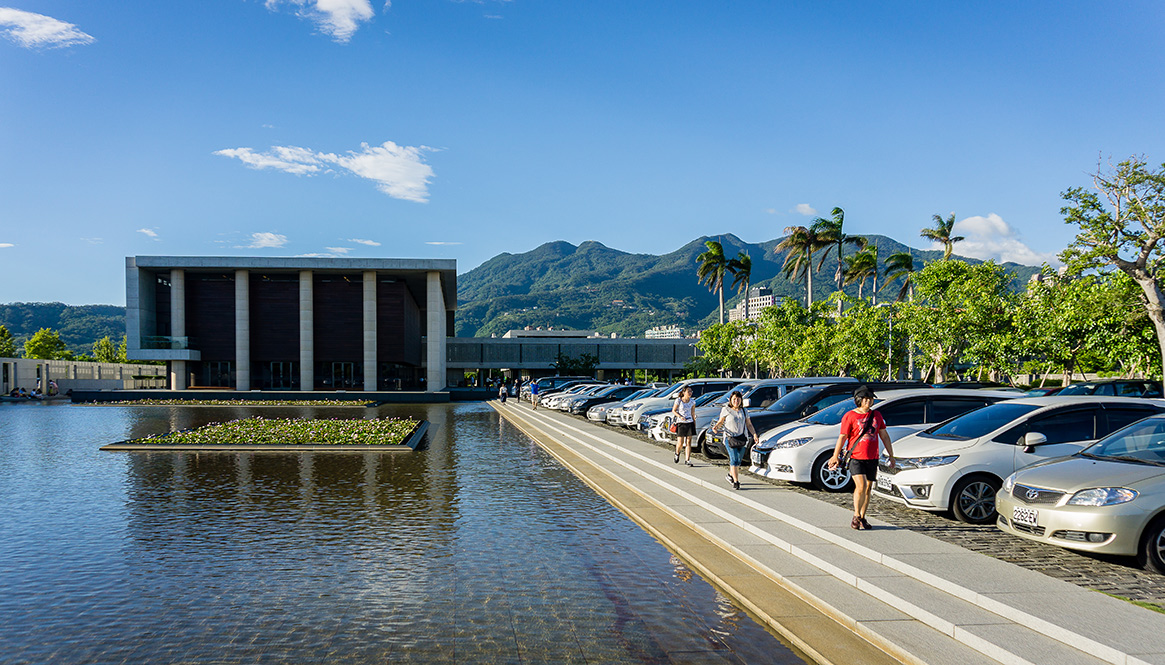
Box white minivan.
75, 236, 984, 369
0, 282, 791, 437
874, 396, 1165, 523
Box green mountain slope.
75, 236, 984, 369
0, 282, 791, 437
0, 302, 125, 355
456, 234, 1043, 337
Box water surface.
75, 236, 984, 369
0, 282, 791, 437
0, 401, 806, 664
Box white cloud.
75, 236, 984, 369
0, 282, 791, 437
764, 208, 777, 215
0, 243, 13, 248
793, 204, 817, 216
264, 0, 374, 42
348, 238, 380, 246
137, 228, 160, 240
241, 232, 288, 249
81, 237, 103, 244
425, 241, 462, 246
215, 140, 434, 202
0, 8, 94, 49
947, 213, 1059, 266
325, 246, 352, 254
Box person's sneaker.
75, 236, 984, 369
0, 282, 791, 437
674, 452, 680, 464
859, 517, 872, 530
851, 516, 861, 530
733, 480, 740, 490
726, 474, 734, 487
685, 460, 694, 467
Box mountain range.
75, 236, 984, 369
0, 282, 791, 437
1, 234, 1044, 354
455, 234, 1043, 338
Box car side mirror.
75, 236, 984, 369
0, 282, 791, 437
1021, 431, 1047, 453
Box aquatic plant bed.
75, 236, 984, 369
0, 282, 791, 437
100, 416, 427, 452
89, 399, 379, 407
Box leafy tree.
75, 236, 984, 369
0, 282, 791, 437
696, 321, 750, 376
897, 261, 1014, 383
753, 299, 813, 377
551, 352, 599, 376
727, 251, 752, 318
696, 240, 728, 324
830, 299, 897, 379
23, 328, 69, 360
0, 324, 15, 357
1060, 156, 1165, 390
920, 213, 965, 260
791, 318, 836, 376
92, 335, 128, 363
777, 225, 825, 307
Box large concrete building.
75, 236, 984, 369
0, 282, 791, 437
126, 256, 456, 392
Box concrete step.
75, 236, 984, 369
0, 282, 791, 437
498, 403, 1165, 665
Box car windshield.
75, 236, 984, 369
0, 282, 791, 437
657, 382, 685, 398
695, 391, 726, 407
1079, 417, 1165, 465
765, 387, 822, 413
922, 402, 1042, 440
1056, 383, 1097, 396
803, 398, 873, 426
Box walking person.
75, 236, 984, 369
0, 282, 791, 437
498, 382, 507, 404
712, 391, 758, 490
530, 381, 539, 410
671, 386, 697, 467
829, 385, 896, 530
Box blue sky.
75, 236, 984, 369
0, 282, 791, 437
2, 1, 1163, 305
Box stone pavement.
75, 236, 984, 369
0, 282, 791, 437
495, 402, 1165, 665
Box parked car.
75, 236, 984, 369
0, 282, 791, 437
521, 376, 594, 402
706, 381, 928, 459
646, 390, 728, 441
1024, 386, 1062, 397
876, 396, 1165, 524
749, 389, 1018, 492
542, 383, 606, 409
567, 385, 646, 415
995, 412, 1165, 574
1056, 379, 1163, 398
618, 378, 742, 428
601, 386, 666, 423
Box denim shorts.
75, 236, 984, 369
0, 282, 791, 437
726, 443, 747, 466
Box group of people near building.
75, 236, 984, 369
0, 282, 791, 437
6, 380, 59, 400
670, 383, 894, 529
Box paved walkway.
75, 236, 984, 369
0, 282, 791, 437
494, 402, 1165, 665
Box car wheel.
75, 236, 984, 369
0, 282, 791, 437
1138, 515, 1165, 575
811, 452, 852, 492
950, 475, 1001, 524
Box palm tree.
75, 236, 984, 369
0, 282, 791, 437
696, 240, 728, 324
727, 251, 752, 319
777, 226, 824, 307
920, 213, 965, 260
882, 251, 916, 302
843, 243, 880, 302
811, 207, 865, 293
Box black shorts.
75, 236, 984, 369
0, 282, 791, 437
848, 458, 878, 481
674, 421, 696, 437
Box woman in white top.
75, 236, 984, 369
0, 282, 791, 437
712, 391, 759, 490
670, 387, 697, 467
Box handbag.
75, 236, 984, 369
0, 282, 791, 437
669, 422, 678, 433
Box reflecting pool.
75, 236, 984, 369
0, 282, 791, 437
0, 401, 806, 664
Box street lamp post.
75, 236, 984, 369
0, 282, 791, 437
877, 303, 893, 380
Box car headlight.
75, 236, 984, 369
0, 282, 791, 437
774, 436, 814, 449
1002, 473, 1017, 493
626, 403, 641, 410
894, 455, 959, 470
1066, 488, 1139, 506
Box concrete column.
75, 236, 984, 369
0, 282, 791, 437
170, 269, 187, 390
300, 270, 314, 391
363, 270, 377, 392
235, 270, 250, 391
426, 271, 447, 392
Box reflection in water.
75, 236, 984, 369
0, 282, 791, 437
0, 402, 804, 664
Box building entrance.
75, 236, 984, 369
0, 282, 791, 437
267, 361, 296, 390
330, 362, 357, 390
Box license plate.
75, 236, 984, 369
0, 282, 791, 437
876, 475, 893, 492
1012, 507, 1039, 527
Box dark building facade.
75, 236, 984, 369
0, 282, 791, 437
126, 257, 455, 392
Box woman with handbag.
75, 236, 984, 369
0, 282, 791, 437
712, 391, 758, 490
671, 387, 697, 466
828, 385, 896, 530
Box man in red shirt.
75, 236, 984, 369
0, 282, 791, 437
829, 385, 895, 530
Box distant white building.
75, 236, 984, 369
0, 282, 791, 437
645, 325, 683, 339
728, 287, 775, 322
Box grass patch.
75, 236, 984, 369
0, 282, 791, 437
128, 416, 418, 446
1099, 591, 1165, 614
101, 399, 377, 407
